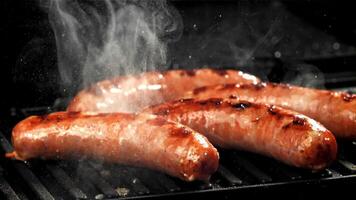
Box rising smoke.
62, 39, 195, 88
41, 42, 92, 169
49, 0, 182, 93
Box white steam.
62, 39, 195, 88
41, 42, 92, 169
49, 0, 182, 92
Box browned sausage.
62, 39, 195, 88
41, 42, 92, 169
144, 98, 337, 170
6, 112, 219, 181
67, 68, 260, 113
186, 82, 356, 139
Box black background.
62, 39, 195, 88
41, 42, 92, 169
1, 0, 356, 113
1, 1, 356, 199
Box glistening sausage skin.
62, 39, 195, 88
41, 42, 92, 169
6, 112, 219, 181
67, 68, 260, 113
187, 82, 356, 139
144, 98, 337, 170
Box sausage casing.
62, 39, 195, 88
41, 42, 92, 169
6, 112, 219, 181
67, 68, 260, 113
144, 98, 337, 170
187, 82, 356, 139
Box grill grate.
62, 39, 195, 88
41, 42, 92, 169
1, 102, 356, 200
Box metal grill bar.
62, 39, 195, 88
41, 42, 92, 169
0, 166, 21, 200
148, 173, 181, 192
217, 165, 243, 185
76, 163, 118, 198
0, 132, 55, 200
45, 164, 88, 199
338, 160, 356, 172
89, 162, 150, 196
231, 154, 273, 183
12, 162, 55, 200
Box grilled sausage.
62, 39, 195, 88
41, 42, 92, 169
186, 82, 356, 139
5, 112, 219, 181
144, 98, 337, 170
67, 68, 260, 113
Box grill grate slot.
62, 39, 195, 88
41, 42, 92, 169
67, 169, 100, 199
11, 162, 55, 200
89, 162, 151, 196
123, 167, 180, 194
216, 165, 243, 186
0, 166, 21, 200
145, 173, 181, 192
118, 174, 151, 195
45, 164, 88, 199
337, 160, 356, 173
272, 164, 303, 180
128, 168, 173, 194
0, 132, 55, 200
28, 162, 75, 200
228, 153, 273, 183
76, 163, 118, 198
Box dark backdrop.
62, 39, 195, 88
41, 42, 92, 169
1, 0, 356, 114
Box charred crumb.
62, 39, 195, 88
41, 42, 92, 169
342, 93, 356, 102
67, 112, 81, 118
197, 98, 223, 106
282, 123, 291, 129
171, 127, 192, 137
184, 70, 196, 77
147, 118, 170, 126
267, 105, 284, 119
178, 98, 194, 103
171, 98, 193, 105
239, 84, 250, 89
39, 112, 83, 123
40, 114, 66, 123
268, 105, 278, 115
282, 117, 307, 129
229, 95, 238, 99
293, 117, 307, 126
230, 102, 252, 110
220, 84, 237, 90
38, 114, 49, 121
237, 82, 266, 90
253, 82, 267, 90
211, 69, 228, 76
193, 86, 207, 95
153, 108, 170, 116
199, 101, 207, 105
55, 116, 63, 123
214, 100, 223, 106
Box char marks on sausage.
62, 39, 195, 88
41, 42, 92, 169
7, 112, 219, 181
187, 82, 356, 139
67, 68, 260, 113
144, 98, 337, 170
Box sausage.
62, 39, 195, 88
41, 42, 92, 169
5, 112, 219, 181
67, 68, 260, 113
144, 98, 337, 170
186, 82, 356, 139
